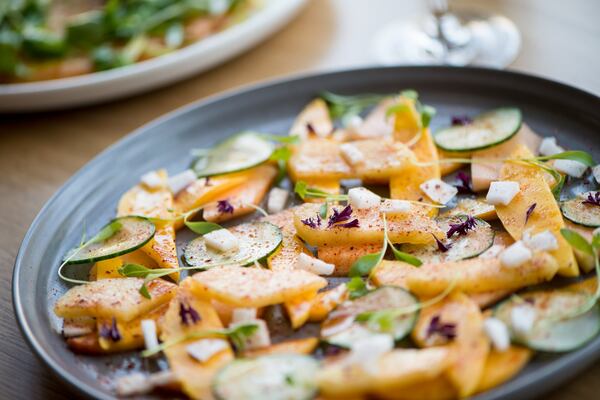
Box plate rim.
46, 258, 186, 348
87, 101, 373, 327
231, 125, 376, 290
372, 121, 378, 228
12, 65, 600, 399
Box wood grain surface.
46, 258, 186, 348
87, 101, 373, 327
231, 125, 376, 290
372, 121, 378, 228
1, 0, 599, 398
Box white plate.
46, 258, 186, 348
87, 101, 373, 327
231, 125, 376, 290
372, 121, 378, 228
0, 0, 306, 112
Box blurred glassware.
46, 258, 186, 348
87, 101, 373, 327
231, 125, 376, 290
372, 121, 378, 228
372, 0, 520, 68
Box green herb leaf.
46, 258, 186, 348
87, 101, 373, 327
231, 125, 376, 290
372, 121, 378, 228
270, 146, 292, 162
319, 201, 328, 219
294, 181, 308, 200
385, 103, 407, 118
347, 277, 370, 299
118, 263, 154, 278
141, 322, 259, 357
320, 91, 389, 123
227, 323, 260, 351
389, 243, 422, 266
270, 146, 292, 185
551, 174, 567, 200
294, 181, 327, 200
185, 220, 223, 235
536, 150, 595, 167
420, 105, 436, 128
349, 251, 384, 277
139, 282, 151, 299
400, 89, 418, 100
561, 228, 593, 256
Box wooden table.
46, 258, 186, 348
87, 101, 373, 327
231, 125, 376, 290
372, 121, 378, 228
1, 0, 599, 398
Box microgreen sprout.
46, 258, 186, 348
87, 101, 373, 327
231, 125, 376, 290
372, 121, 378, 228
58, 219, 124, 285
349, 213, 422, 277
559, 228, 600, 318
320, 91, 389, 125
347, 277, 370, 299
118, 258, 249, 299
355, 276, 457, 332
141, 322, 259, 357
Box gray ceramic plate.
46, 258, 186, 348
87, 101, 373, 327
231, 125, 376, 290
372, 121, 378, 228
13, 66, 600, 399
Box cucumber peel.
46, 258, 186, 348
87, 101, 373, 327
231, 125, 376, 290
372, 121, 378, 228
434, 107, 522, 152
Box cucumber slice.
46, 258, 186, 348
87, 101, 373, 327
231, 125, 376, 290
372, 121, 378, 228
184, 221, 282, 268
65, 216, 155, 264
192, 132, 275, 177
212, 354, 318, 400
434, 108, 522, 152
560, 192, 600, 227
322, 286, 419, 345
494, 289, 600, 352
443, 197, 496, 221
400, 216, 494, 263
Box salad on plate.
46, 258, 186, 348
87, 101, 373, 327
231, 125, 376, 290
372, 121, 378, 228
52, 89, 600, 399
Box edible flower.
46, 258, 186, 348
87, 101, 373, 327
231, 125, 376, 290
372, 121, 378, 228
451, 115, 473, 126
217, 199, 234, 214
99, 317, 121, 342
426, 315, 456, 341
301, 215, 321, 228
454, 171, 473, 194
582, 192, 600, 207
179, 303, 201, 326
432, 234, 452, 253
446, 215, 478, 238
327, 205, 359, 228
525, 203, 537, 223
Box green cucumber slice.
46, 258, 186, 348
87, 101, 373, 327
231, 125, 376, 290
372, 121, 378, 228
212, 354, 318, 400
400, 216, 494, 263
443, 197, 496, 220
560, 192, 600, 227
65, 216, 155, 265
494, 289, 600, 352
434, 107, 522, 152
322, 286, 419, 346
192, 132, 274, 177
184, 221, 282, 268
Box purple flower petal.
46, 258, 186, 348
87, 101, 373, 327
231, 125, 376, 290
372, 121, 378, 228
301, 214, 322, 229
217, 199, 234, 214
582, 192, 600, 207
451, 115, 473, 126
432, 234, 452, 253
426, 315, 456, 341
327, 205, 354, 228
99, 317, 121, 342
446, 215, 478, 238
525, 203, 537, 223
454, 171, 473, 194
179, 303, 201, 326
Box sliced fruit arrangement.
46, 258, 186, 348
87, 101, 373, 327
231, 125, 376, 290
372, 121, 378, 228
52, 92, 600, 400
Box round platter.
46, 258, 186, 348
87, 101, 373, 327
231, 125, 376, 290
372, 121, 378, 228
12, 66, 600, 399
